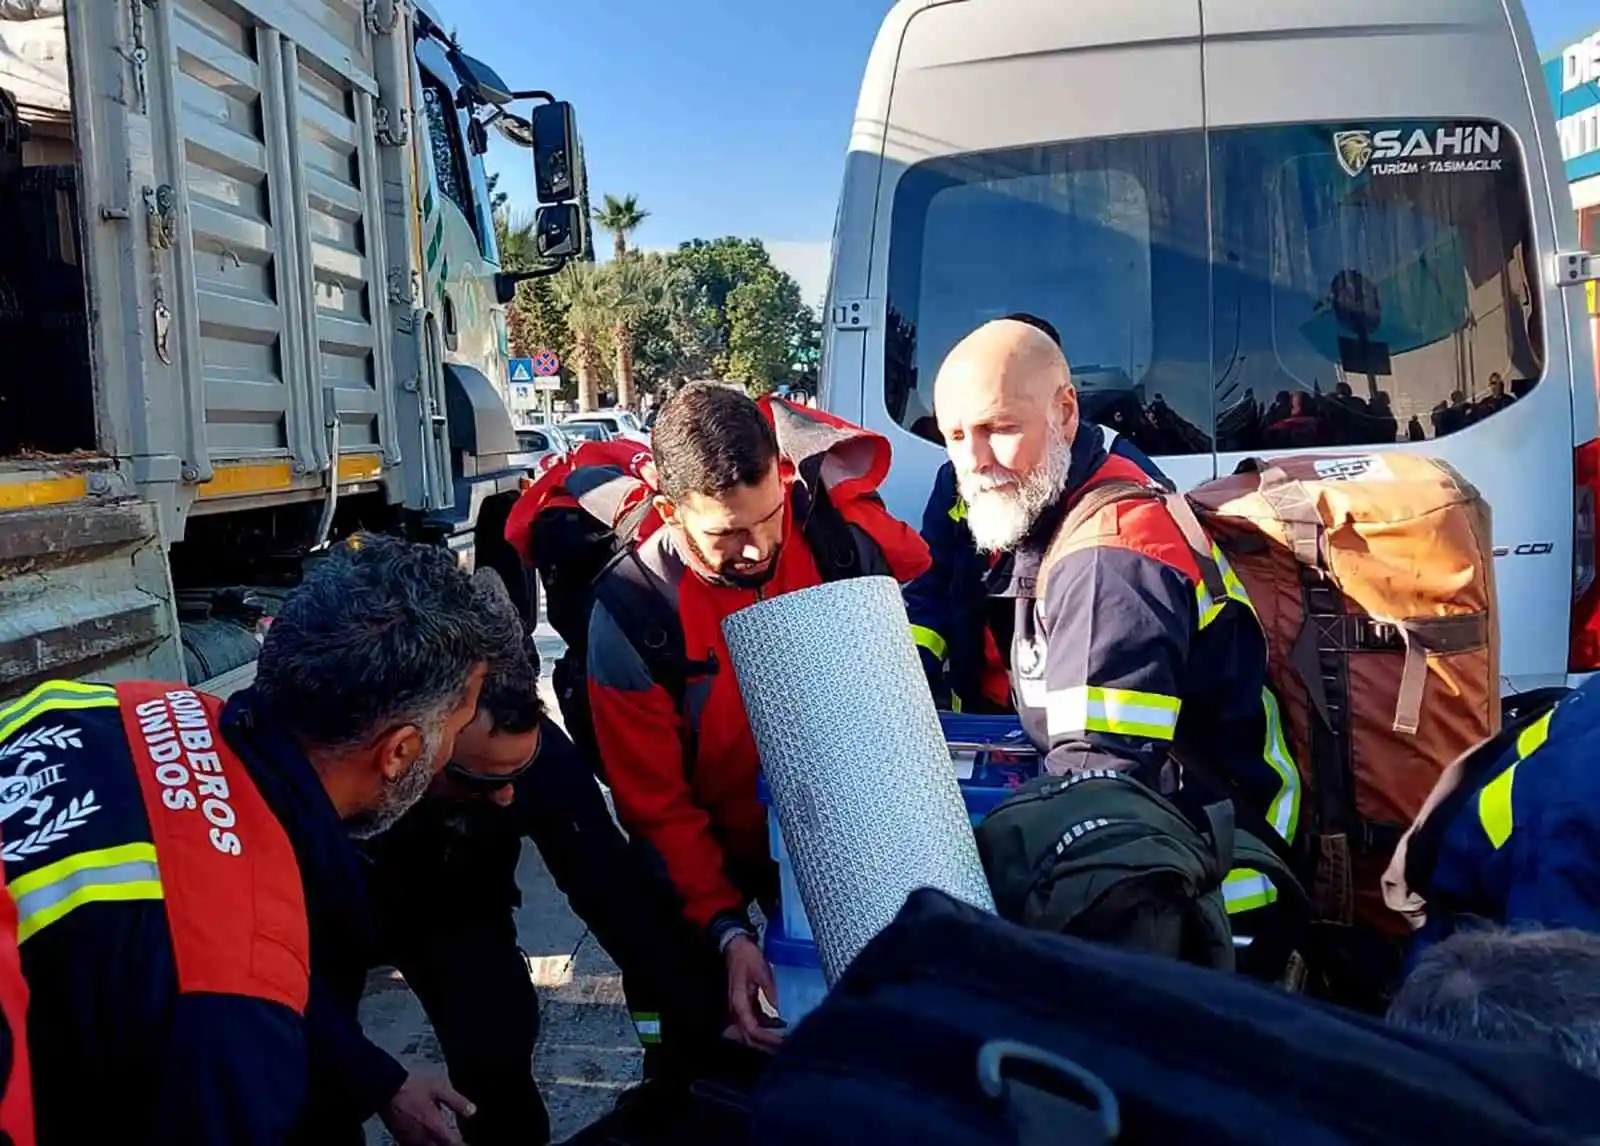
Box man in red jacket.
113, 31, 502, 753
587, 383, 930, 1050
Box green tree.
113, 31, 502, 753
607, 253, 677, 409
486, 170, 509, 215
493, 210, 543, 272
551, 262, 613, 411
594, 193, 650, 261
669, 238, 814, 392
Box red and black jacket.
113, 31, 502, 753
585, 399, 931, 931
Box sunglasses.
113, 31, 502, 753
444, 733, 543, 792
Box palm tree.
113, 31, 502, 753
551, 262, 613, 411
594, 193, 650, 261
608, 254, 676, 409
493, 211, 541, 272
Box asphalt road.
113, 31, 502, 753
361, 616, 641, 1144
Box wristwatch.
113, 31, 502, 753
709, 911, 757, 955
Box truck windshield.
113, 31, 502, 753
884, 118, 1543, 455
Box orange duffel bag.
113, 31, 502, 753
1187, 453, 1498, 1003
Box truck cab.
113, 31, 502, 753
0, 0, 587, 699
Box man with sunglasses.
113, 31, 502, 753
359, 629, 553, 1146
361, 616, 721, 1146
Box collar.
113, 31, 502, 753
221, 688, 377, 974
989, 426, 1110, 600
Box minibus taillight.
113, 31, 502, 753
1569, 439, 1600, 672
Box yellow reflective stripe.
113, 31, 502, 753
1048, 686, 1181, 741
1260, 689, 1301, 843
1477, 708, 1556, 851
1195, 548, 1254, 631
948, 497, 968, 523
1222, 868, 1278, 914
1478, 762, 1518, 850
1215, 547, 1254, 612
950, 693, 964, 714
910, 624, 949, 662
8, 841, 158, 899
1514, 710, 1554, 762
11, 842, 163, 944
0, 681, 118, 747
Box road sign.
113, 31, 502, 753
532, 349, 561, 376
533, 376, 562, 392
508, 358, 535, 384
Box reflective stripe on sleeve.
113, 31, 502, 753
1222, 867, 1278, 915
11, 842, 163, 944
910, 624, 949, 662
1047, 686, 1181, 742
631, 1012, 663, 1045
1260, 689, 1301, 843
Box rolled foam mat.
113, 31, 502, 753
722, 575, 995, 984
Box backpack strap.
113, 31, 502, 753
1038, 479, 1161, 601
795, 481, 888, 583
592, 549, 719, 770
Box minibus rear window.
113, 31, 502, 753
885, 119, 1542, 454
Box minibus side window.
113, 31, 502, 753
1210, 119, 1542, 451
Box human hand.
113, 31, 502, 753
724, 934, 785, 1051
380, 1072, 475, 1146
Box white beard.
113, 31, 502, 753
958, 435, 1074, 553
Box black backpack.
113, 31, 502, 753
975, 769, 1305, 975
750, 888, 1600, 1146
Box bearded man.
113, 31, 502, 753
932, 320, 1302, 923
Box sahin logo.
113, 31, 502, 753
1334, 130, 1375, 177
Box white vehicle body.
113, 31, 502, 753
0, 0, 589, 698
563, 412, 650, 444
820, 0, 1600, 696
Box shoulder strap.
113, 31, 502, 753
1038, 479, 1161, 601
797, 481, 880, 583
592, 549, 716, 713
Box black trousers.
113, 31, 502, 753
364, 720, 742, 1146
516, 717, 732, 1080
386, 919, 549, 1146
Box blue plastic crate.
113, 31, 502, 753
759, 711, 1038, 944
764, 913, 827, 1027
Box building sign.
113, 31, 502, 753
1549, 28, 1600, 184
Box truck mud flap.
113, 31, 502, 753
0, 499, 184, 699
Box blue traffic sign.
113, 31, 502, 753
508, 358, 535, 384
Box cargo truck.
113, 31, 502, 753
0, 0, 588, 700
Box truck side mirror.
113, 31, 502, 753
535, 203, 585, 260
531, 101, 580, 204
454, 50, 513, 106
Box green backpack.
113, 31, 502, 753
975, 769, 1305, 974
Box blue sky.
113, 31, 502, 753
453, 0, 1587, 303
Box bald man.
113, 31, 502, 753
903, 313, 1171, 714
934, 320, 1303, 953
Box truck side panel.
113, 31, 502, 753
168, 0, 395, 510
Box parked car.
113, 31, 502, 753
563, 409, 649, 444
514, 426, 566, 475
559, 420, 614, 443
